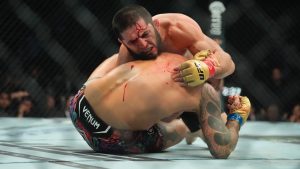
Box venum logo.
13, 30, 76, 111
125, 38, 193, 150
83, 106, 100, 130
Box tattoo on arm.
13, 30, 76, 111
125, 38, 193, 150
199, 83, 238, 158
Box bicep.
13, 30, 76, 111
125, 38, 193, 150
170, 17, 206, 50
170, 14, 222, 54
189, 34, 222, 55
173, 21, 223, 56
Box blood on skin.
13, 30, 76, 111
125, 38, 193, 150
122, 83, 128, 102
165, 62, 174, 73
135, 23, 147, 38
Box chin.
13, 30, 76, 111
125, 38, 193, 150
147, 51, 160, 59
149, 54, 158, 60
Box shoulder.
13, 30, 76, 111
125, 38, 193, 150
164, 14, 201, 31
154, 13, 199, 28
160, 14, 204, 41
153, 13, 195, 22
154, 13, 205, 47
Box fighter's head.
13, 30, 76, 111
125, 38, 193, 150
112, 5, 162, 60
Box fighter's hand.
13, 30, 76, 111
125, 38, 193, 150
227, 96, 251, 126
194, 49, 220, 72
172, 59, 215, 87
193, 49, 212, 61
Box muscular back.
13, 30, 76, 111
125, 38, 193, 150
84, 53, 202, 130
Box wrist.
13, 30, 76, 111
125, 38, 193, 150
203, 59, 216, 77
227, 113, 243, 126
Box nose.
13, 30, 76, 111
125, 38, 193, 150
137, 38, 148, 49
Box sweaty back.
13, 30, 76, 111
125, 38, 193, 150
95, 53, 201, 129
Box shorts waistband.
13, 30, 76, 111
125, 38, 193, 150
70, 86, 112, 137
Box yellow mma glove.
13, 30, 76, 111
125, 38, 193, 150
180, 59, 216, 87
227, 96, 251, 126
193, 49, 212, 61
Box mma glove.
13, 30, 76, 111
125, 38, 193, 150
227, 96, 251, 126
179, 50, 216, 87
193, 49, 212, 61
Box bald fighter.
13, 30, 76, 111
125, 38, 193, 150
69, 52, 250, 158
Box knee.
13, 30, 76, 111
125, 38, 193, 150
176, 119, 190, 136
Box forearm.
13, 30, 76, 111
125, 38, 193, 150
190, 35, 235, 80
176, 49, 235, 87
199, 104, 239, 159
198, 83, 239, 159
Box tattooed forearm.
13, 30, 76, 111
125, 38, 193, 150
198, 83, 239, 159
208, 116, 227, 133
214, 132, 231, 146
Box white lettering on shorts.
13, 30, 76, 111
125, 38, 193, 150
77, 95, 111, 134
83, 106, 100, 129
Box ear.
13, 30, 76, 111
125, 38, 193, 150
153, 19, 160, 29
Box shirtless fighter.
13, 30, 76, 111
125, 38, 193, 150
69, 52, 250, 158
91, 5, 235, 136
96, 4, 234, 83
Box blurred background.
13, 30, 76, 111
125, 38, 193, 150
0, 0, 299, 122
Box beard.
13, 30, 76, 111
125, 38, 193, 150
126, 29, 163, 60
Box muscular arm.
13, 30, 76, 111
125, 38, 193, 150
170, 15, 235, 79
198, 83, 240, 159
190, 35, 235, 79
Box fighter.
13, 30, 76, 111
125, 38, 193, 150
69, 52, 250, 158
90, 5, 235, 137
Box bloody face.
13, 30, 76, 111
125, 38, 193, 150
120, 18, 162, 60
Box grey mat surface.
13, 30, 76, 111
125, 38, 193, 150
0, 118, 299, 169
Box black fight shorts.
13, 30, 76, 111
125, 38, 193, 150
69, 87, 164, 154
180, 112, 201, 133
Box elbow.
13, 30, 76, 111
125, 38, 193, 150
224, 53, 235, 77
210, 148, 232, 159
229, 59, 236, 75
214, 52, 235, 79
217, 57, 235, 79
208, 140, 235, 159
211, 151, 231, 159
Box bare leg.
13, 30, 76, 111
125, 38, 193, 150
185, 129, 204, 144
93, 119, 188, 154
157, 119, 189, 150
198, 83, 240, 159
